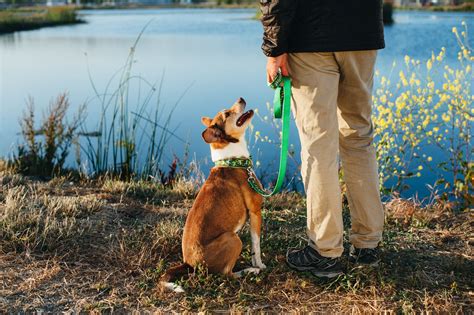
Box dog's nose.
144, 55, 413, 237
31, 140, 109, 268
238, 97, 246, 105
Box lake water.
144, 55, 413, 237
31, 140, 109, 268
0, 9, 472, 197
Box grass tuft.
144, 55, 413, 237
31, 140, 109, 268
1, 184, 104, 253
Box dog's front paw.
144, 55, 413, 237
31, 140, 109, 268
253, 262, 266, 270
252, 257, 266, 270
234, 267, 261, 278
252, 256, 265, 267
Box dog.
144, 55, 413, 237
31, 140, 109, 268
160, 97, 266, 293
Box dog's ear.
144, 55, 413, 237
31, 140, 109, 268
202, 127, 222, 143
201, 117, 212, 127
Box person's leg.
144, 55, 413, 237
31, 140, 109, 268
334, 50, 384, 250
287, 52, 343, 258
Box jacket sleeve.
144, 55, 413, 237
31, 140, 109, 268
260, 0, 296, 57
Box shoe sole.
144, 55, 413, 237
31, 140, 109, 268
286, 261, 344, 278
349, 258, 380, 267
311, 270, 344, 278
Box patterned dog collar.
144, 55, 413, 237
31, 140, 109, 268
214, 157, 253, 169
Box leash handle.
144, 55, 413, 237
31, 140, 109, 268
249, 72, 291, 197
269, 71, 284, 119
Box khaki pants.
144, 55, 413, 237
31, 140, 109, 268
288, 51, 385, 258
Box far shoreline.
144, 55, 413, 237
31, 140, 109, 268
1, 3, 472, 35
76, 2, 474, 12
0, 6, 84, 35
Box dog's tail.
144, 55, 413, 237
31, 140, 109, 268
160, 263, 194, 293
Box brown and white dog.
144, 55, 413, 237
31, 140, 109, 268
161, 97, 266, 293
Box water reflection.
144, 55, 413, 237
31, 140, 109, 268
0, 9, 472, 197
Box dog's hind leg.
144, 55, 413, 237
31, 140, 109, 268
160, 263, 193, 293
203, 232, 242, 275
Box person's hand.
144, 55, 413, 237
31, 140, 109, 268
266, 53, 289, 83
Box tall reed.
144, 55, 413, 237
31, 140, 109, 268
80, 24, 189, 181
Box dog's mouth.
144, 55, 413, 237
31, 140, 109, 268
236, 110, 254, 127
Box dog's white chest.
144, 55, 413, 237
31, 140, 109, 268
211, 136, 250, 162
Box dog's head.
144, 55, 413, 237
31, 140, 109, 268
201, 97, 254, 148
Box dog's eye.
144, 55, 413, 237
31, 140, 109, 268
224, 112, 231, 118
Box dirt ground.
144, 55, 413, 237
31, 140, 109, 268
1, 174, 472, 312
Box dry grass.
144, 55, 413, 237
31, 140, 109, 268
0, 175, 472, 312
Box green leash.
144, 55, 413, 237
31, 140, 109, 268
214, 73, 292, 196
246, 72, 292, 197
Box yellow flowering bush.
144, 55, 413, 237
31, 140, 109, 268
373, 22, 473, 205
252, 23, 472, 206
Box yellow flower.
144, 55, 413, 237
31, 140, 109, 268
399, 71, 408, 87
442, 113, 450, 122
426, 59, 433, 71
452, 27, 458, 34
418, 165, 423, 171
427, 156, 433, 162
463, 49, 470, 59
427, 81, 434, 90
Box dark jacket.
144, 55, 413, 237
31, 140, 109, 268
260, 0, 385, 57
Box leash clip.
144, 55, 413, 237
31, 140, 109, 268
246, 167, 257, 182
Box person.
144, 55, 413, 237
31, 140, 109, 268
259, 0, 386, 278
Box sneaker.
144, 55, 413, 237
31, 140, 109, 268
286, 245, 344, 278
349, 245, 381, 266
